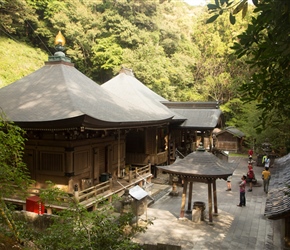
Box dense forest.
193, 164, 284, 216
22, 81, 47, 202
0, 0, 289, 154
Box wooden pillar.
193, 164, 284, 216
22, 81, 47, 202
74, 184, 79, 203
109, 178, 113, 191
207, 180, 213, 223
170, 175, 179, 196
117, 129, 121, 178
65, 148, 74, 174
65, 148, 74, 192
129, 170, 132, 183
68, 178, 74, 194
180, 179, 188, 218
213, 179, 218, 215
186, 181, 193, 213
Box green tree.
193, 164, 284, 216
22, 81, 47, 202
0, 112, 32, 243
99, 9, 142, 48
193, 9, 251, 103
92, 36, 124, 83
0, 0, 36, 36
25, 0, 65, 51
222, 98, 290, 154
221, 99, 261, 147
0, 37, 47, 88
35, 200, 144, 250
206, 0, 290, 154
207, 0, 290, 120
48, 0, 102, 76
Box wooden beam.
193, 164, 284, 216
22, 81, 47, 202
213, 179, 218, 215
183, 177, 209, 184
117, 129, 121, 178
187, 182, 193, 213
208, 180, 213, 223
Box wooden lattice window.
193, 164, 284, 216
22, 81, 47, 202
40, 152, 64, 172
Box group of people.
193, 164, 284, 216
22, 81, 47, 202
227, 149, 272, 207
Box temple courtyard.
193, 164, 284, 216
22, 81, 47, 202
133, 156, 281, 250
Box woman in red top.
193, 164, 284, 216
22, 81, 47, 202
248, 149, 253, 157
247, 164, 255, 192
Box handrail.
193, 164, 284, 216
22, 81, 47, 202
4, 164, 152, 212
175, 148, 185, 158
77, 180, 111, 202
75, 164, 151, 203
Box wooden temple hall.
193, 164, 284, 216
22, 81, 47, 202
158, 144, 236, 223
0, 32, 224, 213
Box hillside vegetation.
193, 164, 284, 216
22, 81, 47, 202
0, 37, 47, 88
1, 0, 290, 153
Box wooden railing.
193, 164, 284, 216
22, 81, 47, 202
76, 164, 152, 208
75, 179, 113, 208
4, 164, 152, 213
126, 164, 151, 181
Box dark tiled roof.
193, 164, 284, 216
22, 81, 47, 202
101, 68, 175, 120
0, 61, 172, 129
162, 101, 220, 109
162, 101, 222, 129
157, 149, 236, 179
170, 108, 222, 129
264, 153, 290, 219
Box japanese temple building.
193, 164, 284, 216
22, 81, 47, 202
163, 101, 223, 161
102, 67, 223, 165
102, 67, 175, 166
0, 33, 173, 194
0, 32, 225, 213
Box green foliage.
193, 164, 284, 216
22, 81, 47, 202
233, 0, 290, 120
0, 0, 37, 35
35, 200, 144, 250
0, 113, 32, 197
3, 0, 289, 151
39, 181, 71, 206
221, 99, 261, 146
222, 98, 290, 155
0, 112, 33, 243
192, 10, 251, 103
1, 0, 252, 104
206, 0, 290, 154
0, 37, 47, 88
206, 0, 250, 25
207, 0, 290, 123
92, 36, 124, 82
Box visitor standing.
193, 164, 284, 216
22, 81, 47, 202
248, 148, 253, 158
237, 175, 247, 207
264, 156, 270, 168
262, 154, 268, 167
226, 175, 232, 191
247, 164, 255, 192
262, 167, 271, 193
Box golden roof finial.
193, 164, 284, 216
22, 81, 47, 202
54, 31, 66, 46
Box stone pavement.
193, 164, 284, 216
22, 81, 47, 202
133, 156, 282, 250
